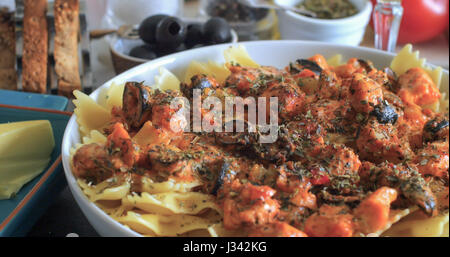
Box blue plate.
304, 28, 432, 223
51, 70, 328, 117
0, 104, 71, 236
0, 89, 68, 111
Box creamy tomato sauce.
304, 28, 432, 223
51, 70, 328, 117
72, 55, 449, 237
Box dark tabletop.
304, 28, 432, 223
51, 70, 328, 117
26, 186, 99, 237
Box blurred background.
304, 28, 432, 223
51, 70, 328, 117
1, 0, 448, 93
88, 0, 450, 86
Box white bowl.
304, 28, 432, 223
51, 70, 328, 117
62, 40, 449, 237
275, 0, 373, 46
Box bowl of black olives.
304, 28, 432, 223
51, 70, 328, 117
110, 15, 238, 74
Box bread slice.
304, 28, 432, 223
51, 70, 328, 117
22, 0, 48, 93
0, 8, 17, 90
54, 0, 81, 97
0, 69, 17, 90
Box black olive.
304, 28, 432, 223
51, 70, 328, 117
400, 177, 437, 217
296, 59, 323, 75
155, 16, 187, 50
423, 115, 449, 143
357, 59, 375, 73
211, 162, 230, 196
384, 67, 397, 80
203, 17, 232, 44
122, 82, 153, 128
129, 44, 157, 60
425, 118, 449, 134
370, 101, 399, 124
185, 23, 204, 49
174, 43, 188, 53
154, 43, 187, 57
138, 14, 169, 44
180, 74, 215, 100
191, 74, 214, 90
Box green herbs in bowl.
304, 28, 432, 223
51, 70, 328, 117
297, 0, 358, 19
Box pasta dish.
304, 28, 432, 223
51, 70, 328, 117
70, 45, 449, 237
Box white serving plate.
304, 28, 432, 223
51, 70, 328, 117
62, 40, 449, 237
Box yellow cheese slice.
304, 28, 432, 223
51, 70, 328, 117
0, 120, 55, 159
0, 120, 55, 199
0, 158, 51, 199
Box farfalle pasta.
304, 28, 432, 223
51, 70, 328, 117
71, 45, 449, 237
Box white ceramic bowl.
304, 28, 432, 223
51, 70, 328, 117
275, 0, 373, 46
62, 40, 449, 237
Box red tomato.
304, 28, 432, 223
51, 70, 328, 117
371, 0, 449, 44
309, 168, 330, 186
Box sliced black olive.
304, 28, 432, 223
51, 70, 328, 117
357, 59, 375, 73
288, 62, 301, 74
370, 100, 398, 124
381, 67, 401, 92
155, 16, 187, 50
129, 44, 157, 60
203, 17, 232, 44
191, 74, 214, 90
138, 14, 169, 44
211, 162, 230, 196
425, 118, 449, 134
400, 177, 437, 217
122, 82, 153, 128
296, 59, 323, 75
423, 115, 449, 143
383, 67, 397, 80
185, 23, 204, 49
181, 74, 217, 100
383, 91, 404, 110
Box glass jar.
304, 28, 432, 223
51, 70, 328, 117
373, 0, 403, 52
199, 0, 276, 41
